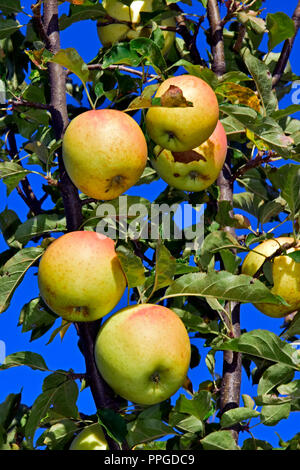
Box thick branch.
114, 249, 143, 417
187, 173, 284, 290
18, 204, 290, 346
42, 0, 123, 451
207, 0, 226, 76
272, 0, 300, 87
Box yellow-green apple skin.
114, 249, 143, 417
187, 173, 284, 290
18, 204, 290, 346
145, 74, 219, 152
97, 0, 176, 56
94, 304, 191, 405
152, 120, 227, 191
38, 231, 126, 322
69, 424, 108, 450
62, 109, 148, 200
242, 237, 300, 318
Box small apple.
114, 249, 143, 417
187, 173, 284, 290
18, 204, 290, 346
94, 303, 191, 405
242, 237, 300, 318
97, 0, 176, 56
62, 109, 148, 200
69, 423, 108, 450
38, 231, 126, 322
152, 120, 227, 191
145, 74, 219, 152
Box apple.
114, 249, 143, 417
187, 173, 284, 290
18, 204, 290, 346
38, 231, 126, 322
242, 237, 300, 318
145, 74, 219, 152
69, 423, 108, 450
97, 0, 176, 56
62, 109, 148, 200
151, 120, 227, 191
94, 303, 191, 405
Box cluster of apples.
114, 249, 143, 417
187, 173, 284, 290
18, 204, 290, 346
38, 74, 227, 412
97, 0, 176, 57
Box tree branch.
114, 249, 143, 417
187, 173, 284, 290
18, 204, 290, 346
42, 0, 124, 451
272, 0, 300, 87
207, 0, 226, 76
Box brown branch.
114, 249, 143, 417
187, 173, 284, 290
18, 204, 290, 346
87, 64, 159, 81
231, 151, 275, 182
272, 0, 300, 87
208, 0, 241, 443
172, 5, 205, 65
5, 99, 51, 111
252, 240, 297, 279
207, 0, 226, 76
42, 0, 126, 451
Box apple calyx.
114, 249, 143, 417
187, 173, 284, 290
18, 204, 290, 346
151, 372, 160, 384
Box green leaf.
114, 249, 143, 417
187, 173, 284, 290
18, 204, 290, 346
242, 49, 277, 115
0, 209, 22, 249
0, 18, 21, 40
127, 415, 173, 449
97, 408, 127, 447
215, 330, 300, 370
242, 438, 273, 450
14, 214, 67, 246
198, 230, 242, 269
260, 402, 291, 426
102, 43, 141, 68
116, 245, 146, 288
174, 391, 212, 421
0, 0, 22, 14
267, 12, 295, 51
162, 271, 284, 305
43, 420, 78, 450
0, 162, 30, 195
201, 430, 240, 450
0, 247, 44, 313
220, 408, 260, 429
50, 48, 90, 84
267, 164, 300, 218
0, 351, 49, 372
19, 297, 57, 335
59, 3, 106, 30
257, 363, 295, 395
130, 37, 167, 75
0, 393, 21, 430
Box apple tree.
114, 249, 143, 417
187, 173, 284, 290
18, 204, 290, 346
0, 0, 300, 451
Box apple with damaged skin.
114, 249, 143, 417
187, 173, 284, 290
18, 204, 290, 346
97, 0, 176, 56
145, 74, 219, 152
38, 231, 126, 322
62, 109, 148, 200
69, 423, 108, 450
94, 303, 191, 405
242, 237, 300, 318
152, 120, 227, 192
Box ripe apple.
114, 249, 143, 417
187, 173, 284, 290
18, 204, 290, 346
97, 0, 176, 56
94, 303, 191, 405
242, 237, 300, 318
38, 231, 126, 322
152, 120, 227, 192
62, 109, 148, 200
69, 423, 108, 450
145, 74, 219, 152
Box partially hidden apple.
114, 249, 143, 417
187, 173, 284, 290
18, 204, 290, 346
62, 109, 148, 200
242, 237, 300, 318
94, 304, 191, 405
152, 120, 227, 191
38, 231, 126, 322
69, 423, 108, 450
145, 74, 219, 152
97, 0, 176, 56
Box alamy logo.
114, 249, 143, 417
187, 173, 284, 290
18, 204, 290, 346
96, 196, 205, 251
291, 81, 300, 105
0, 340, 5, 365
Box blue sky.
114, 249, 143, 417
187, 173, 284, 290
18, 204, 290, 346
0, 0, 299, 448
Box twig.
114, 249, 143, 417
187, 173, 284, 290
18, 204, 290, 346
252, 240, 297, 279
87, 64, 159, 82
4, 99, 51, 111
207, 0, 226, 76
172, 5, 205, 65
272, 0, 300, 87
231, 151, 275, 182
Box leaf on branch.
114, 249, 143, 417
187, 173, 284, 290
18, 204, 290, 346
0, 161, 30, 196
0, 18, 22, 40
0, 247, 44, 314
215, 82, 261, 113
0, 0, 22, 14
0, 351, 49, 372
215, 329, 300, 370
50, 48, 90, 84
14, 214, 67, 246
162, 271, 285, 306
25, 48, 53, 70
116, 245, 146, 288
266, 12, 296, 52
220, 407, 260, 429
201, 430, 240, 450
